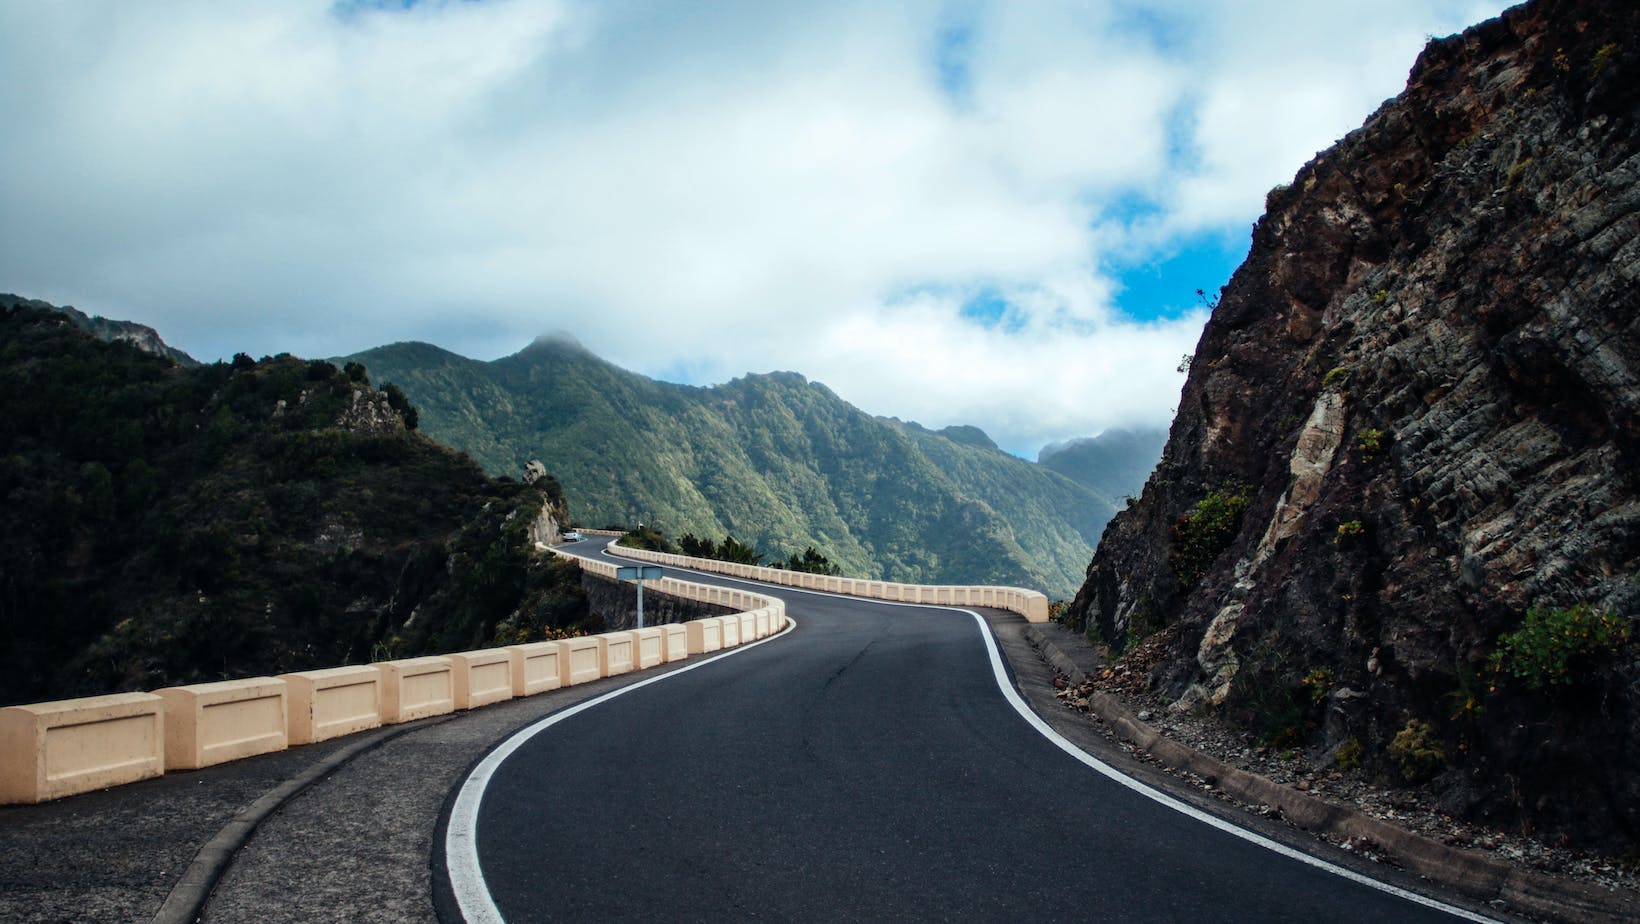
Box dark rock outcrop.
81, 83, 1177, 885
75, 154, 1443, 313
1069, 0, 1640, 844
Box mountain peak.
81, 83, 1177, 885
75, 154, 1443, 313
525, 330, 589, 353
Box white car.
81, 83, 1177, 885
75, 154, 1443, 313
562, 530, 583, 542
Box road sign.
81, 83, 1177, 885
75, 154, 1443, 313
615, 565, 663, 627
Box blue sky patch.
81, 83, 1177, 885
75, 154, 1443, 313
1109, 232, 1248, 322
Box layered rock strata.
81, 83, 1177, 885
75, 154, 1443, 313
1069, 0, 1640, 843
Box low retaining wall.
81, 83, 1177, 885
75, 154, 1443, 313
450, 650, 515, 711
158, 679, 288, 771
378, 657, 457, 725
558, 637, 603, 687
0, 693, 165, 804
282, 666, 381, 746
508, 642, 563, 697
606, 544, 1050, 623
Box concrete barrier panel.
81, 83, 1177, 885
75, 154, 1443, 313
630, 628, 664, 669
737, 612, 757, 642
451, 650, 515, 710
0, 693, 164, 804
753, 610, 770, 639
379, 657, 456, 724
507, 642, 563, 696
558, 637, 602, 686
599, 633, 635, 677
662, 625, 688, 662
685, 619, 723, 654
1023, 594, 1049, 623
158, 678, 288, 771
718, 614, 742, 648
281, 666, 381, 746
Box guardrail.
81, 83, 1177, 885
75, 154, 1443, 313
0, 560, 787, 806
603, 543, 1051, 623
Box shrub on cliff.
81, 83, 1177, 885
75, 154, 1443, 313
1168, 484, 1250, 587
1489, 603, 1632, 690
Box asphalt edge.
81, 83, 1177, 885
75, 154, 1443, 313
1020, 623, 1638, 924
433, 614, 801, 924
149, 716, 452, 924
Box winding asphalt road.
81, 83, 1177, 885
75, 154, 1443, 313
438, 538, 1483, 922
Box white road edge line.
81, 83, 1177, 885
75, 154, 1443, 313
487, 543, 1492, 922
444, 614, 798, 924
958, 607, 1494, 924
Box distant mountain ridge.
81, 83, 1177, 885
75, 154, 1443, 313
1038, 428, 1167, 500
2, 293, 199, 366
344, 337, 1153, 596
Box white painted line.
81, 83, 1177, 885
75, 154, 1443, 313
552, 541, 1493, 921
444, 618, 796, 924
957, 608, 1494, 923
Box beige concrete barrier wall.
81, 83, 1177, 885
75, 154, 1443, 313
281, 666, 381, 746
719, 614, 742, 648
599, 633, 635, 677
450, 650, 515, 711
662, 624, 688, 662
685, 618, 723, 654
0, 693, 165, 804
157, 679, 288, 771
378, 657, 456, 724
507, 642, 563, 696
609, 543, 1050, 623
2, 544, 797, 804
630, 628, 665, 669
558, 637, 603, 686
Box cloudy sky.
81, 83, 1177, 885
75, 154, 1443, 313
1, 0, 1504, 457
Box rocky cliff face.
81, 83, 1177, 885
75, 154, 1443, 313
1068, 0, 1640, 844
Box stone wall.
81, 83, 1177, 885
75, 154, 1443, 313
580, 573, 735, 631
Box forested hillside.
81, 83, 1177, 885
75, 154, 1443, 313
0, 302, 592, 706
346, 335, 1124, 596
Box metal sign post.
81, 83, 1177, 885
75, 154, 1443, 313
615, 565, 664, 628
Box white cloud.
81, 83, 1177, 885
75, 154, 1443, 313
0, 0, 1506, 456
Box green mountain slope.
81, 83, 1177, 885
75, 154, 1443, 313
1037, 427, 1166, 500
0, 302, 591, 706
346, 336, 1118, 596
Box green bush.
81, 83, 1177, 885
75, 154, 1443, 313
1299, 666, 1334, 705
1489, 603, 1631, 689
1356, 427, 1388, 455
1168, 483, 1250, 587
1389, 719, 1445, 782
1335, 737, 1364, 772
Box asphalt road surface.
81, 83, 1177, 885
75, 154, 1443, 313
439, 539, 1482, 922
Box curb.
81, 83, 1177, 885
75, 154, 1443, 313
1022, 625, 1637, 924
149, 717, 449, 924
